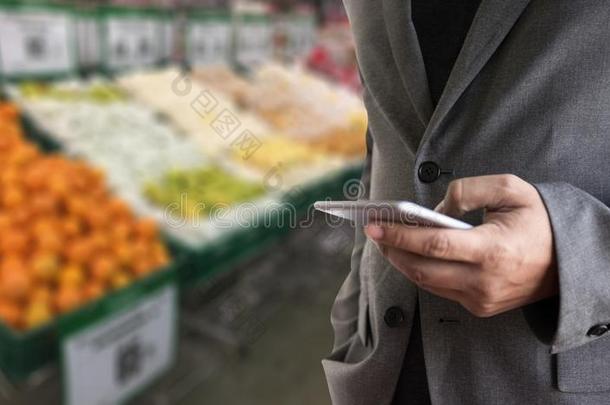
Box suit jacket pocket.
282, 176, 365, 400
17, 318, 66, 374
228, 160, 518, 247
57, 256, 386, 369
557, 334, 610, 393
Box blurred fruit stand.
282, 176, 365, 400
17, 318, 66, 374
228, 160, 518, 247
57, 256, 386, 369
0, 0, 363, 402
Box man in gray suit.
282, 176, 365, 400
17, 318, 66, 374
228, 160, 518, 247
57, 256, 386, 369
323, 0, 610, 404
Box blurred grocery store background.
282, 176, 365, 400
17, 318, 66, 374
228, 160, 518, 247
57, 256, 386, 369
0, 0, 364, 404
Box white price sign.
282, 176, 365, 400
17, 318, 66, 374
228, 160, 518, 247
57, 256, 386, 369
0, 8, 75, 77
62, 283, 177, 405
187, 20, 231, 66
235, 17, 273, 66
104, 16, 161, 69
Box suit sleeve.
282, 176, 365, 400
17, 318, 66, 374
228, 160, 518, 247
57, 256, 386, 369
329, 126, 372, 351
525, 182, 610, 353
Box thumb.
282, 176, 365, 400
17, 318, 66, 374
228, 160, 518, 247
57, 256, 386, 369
438, 174, 532, 218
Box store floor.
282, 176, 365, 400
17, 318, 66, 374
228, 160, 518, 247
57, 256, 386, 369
163, 218, 352, 405
1, 217, 353, 405
140, 217, 354, 405
180, 268, 342, 405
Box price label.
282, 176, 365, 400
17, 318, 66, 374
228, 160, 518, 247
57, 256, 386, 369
187, 20, 231, 66
103, 16, 161, 70
0, 8, 75, 78
61, 279, 177, 405
235, 16, 273, 66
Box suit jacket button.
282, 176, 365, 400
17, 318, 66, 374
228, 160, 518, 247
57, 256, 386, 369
384, 306, 405, 328
587, 324, 610, 337
418, 161, 441, 183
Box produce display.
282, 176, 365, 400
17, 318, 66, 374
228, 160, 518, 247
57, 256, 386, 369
117, 67, 351, 188
116, 68, 272, 158
144, 166, 266, 220
224, 134, 348, 188
11, 79, 284, 245
118, 67, 363, 181
8, 66, 365, 246
192, 64, 367, 158
0, 103, 170, 331
190, 65, 253, 107
248, 64, 367, 157
233, 135, 326, 171
12, 80, 207, 217
19, 81, 127, 104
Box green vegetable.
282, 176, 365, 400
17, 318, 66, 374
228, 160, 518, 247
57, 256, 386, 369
143, 167, 265, 219
19, 82, 126, 104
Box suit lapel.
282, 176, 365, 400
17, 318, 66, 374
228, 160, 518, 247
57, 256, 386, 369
382, 0, 532, 150
383, 0, 433, 129
419, 0, 532, 149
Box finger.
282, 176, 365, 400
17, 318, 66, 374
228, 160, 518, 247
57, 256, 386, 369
366, 223, 488, 263
385, 248, 474, 291
438, 174, 535, 218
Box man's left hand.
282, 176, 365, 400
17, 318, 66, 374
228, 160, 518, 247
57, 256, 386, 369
364, 174, 558, 317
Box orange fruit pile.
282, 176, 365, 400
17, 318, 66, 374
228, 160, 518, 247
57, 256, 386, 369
0, 102, 170, 331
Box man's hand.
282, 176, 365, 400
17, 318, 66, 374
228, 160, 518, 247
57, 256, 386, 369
365, 174, 558, 317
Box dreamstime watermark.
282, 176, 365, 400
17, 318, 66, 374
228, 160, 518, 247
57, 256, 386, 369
161, 179, 434, 231
342, 178, 366, 200
163, 196, 302, 229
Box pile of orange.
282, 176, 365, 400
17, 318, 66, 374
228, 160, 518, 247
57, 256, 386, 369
0, 102, 170, 331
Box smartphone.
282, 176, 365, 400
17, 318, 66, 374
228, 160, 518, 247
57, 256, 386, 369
314, 200, 472, 230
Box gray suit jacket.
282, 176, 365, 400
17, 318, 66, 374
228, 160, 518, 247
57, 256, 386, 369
323, 0, 610, 404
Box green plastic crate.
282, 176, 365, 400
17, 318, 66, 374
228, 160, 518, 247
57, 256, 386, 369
0, 316, 57, 381
19, 113, 62, 152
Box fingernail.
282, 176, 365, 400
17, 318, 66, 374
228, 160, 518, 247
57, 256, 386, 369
365, 224, 384, 240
